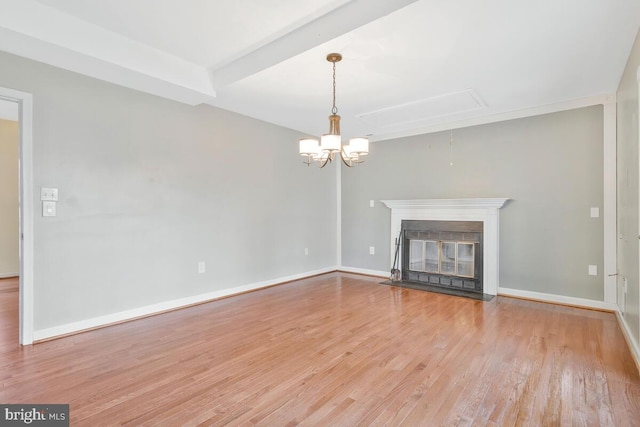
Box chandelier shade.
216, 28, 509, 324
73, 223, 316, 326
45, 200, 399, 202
298, 53, 369, 168
349, 137, 369, 155
299, 138, 319, 154
320, 133, 341, 152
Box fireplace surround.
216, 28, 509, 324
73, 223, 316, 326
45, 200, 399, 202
382, 198, 509, 296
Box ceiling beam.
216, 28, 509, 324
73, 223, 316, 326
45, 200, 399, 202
210, 0, 420, 89
0, 0, 216, 105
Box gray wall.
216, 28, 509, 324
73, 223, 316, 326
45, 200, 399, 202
617, 27, 640, 348
342, 106, 605, 301
0, 51, 337, 331
0, 118, 19, 277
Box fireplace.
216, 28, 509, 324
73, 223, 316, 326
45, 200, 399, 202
401, 220, 483, 293
382, 198, 509, 296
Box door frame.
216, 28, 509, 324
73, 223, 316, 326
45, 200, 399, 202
637, 65, 640, 343
0, 87, 34, 345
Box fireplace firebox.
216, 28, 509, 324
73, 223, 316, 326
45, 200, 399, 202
401, 220, 483, 293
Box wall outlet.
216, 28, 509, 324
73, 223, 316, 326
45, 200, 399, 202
304, 248, 309, 256
588, 265, 597, 276
198, 261, 206, 274
590, 207, 599, 218
369, 246, 375, 255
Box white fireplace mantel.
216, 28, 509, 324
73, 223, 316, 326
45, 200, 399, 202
381, 198, 509, 296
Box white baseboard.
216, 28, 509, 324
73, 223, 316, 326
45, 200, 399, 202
0, 272, 19, 279
616, 311, 640, 375
338, 266, 389, 278
498, 286, 617, 311
32, 266, 337, 342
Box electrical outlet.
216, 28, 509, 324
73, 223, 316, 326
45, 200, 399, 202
198, 261, 206, 274
369, 246, 375, 255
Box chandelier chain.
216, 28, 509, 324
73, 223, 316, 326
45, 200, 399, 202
332, 61, 338, 115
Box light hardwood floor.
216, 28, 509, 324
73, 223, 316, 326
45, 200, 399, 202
1, 273, 639, 426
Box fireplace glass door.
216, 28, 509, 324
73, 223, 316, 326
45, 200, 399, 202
424, 241, 439, 273
440, 242, 456, 275
409, 240, 423, 271
408, 239, 475, 278
457, 242, 475, 277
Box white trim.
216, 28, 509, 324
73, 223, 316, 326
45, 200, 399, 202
381, 198, 509, 209
371, 94, 613, 142
603, 97, 617, 304
32, 267, 337, 342
0, 272, 19, 279
336, 161, 342, 266
498, 286, 617, 311
339, 266, 389, 278
0, 87, 34, 346
381, 198, 509, 296
616, 310, 640, 375
636, 67, 640, 371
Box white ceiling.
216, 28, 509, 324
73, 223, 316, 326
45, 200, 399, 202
0, 0, 638, 141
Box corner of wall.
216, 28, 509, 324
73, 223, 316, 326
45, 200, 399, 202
616, 310, 640, 375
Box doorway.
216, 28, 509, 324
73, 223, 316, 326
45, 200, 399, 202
0, 87, 33, 345
0, 99, 19, 347
0, 100, 19, 279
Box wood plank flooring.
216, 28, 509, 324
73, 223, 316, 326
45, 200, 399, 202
1, 273, 639, 426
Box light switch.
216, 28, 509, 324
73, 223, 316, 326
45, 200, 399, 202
588, 265, 597, 276
42, 201, 56, 217
590, 207, 599, 218
369, 200, 374, 208
41, 187, 59, 201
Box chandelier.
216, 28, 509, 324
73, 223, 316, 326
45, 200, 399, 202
299, 53, 369, 167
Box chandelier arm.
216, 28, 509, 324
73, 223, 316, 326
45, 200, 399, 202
319, 153, 333, 168
340, 150, 354, 167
